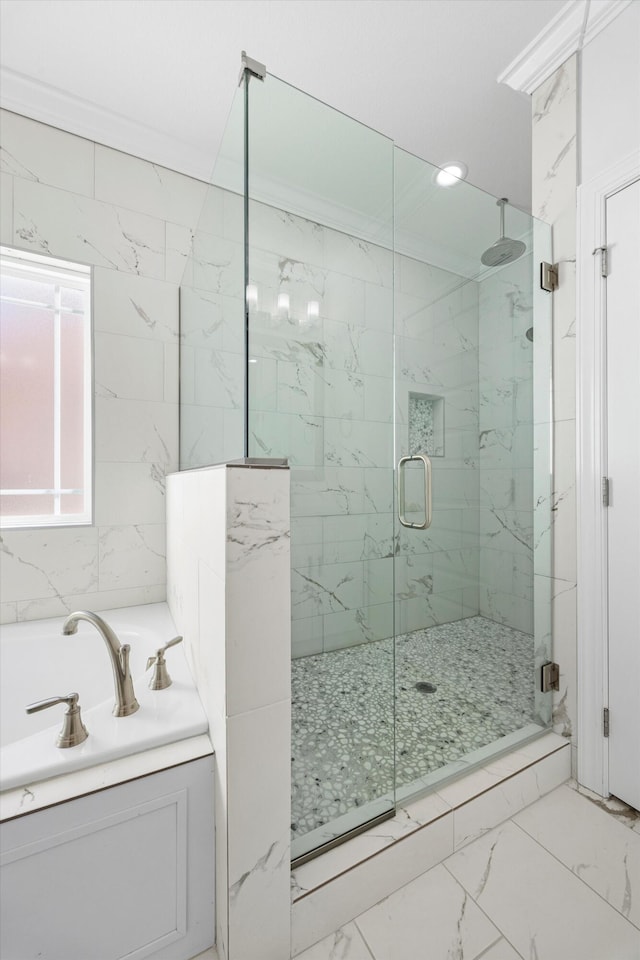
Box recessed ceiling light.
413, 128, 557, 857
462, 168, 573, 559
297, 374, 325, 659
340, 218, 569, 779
434, 161, 468, 187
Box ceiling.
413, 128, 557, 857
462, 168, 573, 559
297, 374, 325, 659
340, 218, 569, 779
0, 0, 566, 212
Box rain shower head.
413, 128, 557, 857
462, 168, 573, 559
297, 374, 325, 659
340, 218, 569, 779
481, 198, 526, 267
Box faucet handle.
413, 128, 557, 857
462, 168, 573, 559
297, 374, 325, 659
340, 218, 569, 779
26, 692, 89, 748
146, 636, 183, 690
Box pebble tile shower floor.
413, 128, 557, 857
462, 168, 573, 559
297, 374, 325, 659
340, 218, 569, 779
291, 615, 535, 839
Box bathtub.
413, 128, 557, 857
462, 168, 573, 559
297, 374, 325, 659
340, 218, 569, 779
0, 602, 209, 793
0, 603, 215, 960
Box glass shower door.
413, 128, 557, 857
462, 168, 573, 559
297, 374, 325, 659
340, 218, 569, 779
392, 147, 553, 802
244, 72, 398, 863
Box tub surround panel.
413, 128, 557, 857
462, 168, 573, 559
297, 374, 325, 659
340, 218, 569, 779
167, 461, 291, 960
531, 57, 578, 755
0, 108, 206, 620
0, 756, 215, 960
0, 732, 212, 822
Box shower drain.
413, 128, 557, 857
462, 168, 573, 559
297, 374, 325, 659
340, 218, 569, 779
414, 681, 437, 694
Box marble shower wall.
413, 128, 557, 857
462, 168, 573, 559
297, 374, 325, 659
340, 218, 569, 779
531, 57, 578, 757
0, 109, 207, 623
394, 256, 480, 637
242, 199, 482, 657
478, 254, 535, 635
247, 202, 395, 657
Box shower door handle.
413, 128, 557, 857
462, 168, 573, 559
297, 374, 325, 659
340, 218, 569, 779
398, 454, 432, 529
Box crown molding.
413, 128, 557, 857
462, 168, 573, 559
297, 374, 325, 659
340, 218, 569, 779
498, 0, 634, 95
0, 66, 214, 183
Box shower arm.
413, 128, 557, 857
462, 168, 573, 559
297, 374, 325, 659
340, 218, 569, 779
498, 198, 507, 240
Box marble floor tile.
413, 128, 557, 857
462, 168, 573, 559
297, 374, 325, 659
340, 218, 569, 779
514, 784, 640, 928
445, 820, 640, 960
294, 922, 374, 960
291, 788, 640, 960
475, 939, 523, 959
354, 864, 500, 960
568, 779, 640, 832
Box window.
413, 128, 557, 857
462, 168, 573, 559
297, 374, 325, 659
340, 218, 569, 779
0, 246, 92, 528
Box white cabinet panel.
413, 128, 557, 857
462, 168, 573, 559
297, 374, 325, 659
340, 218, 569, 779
0, 757, 214, 960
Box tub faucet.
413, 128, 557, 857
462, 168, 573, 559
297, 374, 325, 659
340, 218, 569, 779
62, 611, 140, 717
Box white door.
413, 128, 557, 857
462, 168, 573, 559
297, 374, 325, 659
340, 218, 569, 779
606, 178, 640, 811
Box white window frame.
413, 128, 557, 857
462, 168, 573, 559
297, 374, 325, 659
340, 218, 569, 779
0, 246, 93, 529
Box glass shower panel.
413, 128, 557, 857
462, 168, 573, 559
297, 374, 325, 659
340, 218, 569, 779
245, 73, 396, 863
393, 147, 552, 803
179, 85, 245, 469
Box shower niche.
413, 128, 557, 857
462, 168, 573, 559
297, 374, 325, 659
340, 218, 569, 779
408, 392, 444, 457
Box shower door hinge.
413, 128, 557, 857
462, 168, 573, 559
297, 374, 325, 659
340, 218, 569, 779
593, 245, 608, 278
540, 262, 559, 292
602, 476, 611, 507
239, 50, 266, 85
541, 661, 560, 693
603, 707, 610, 738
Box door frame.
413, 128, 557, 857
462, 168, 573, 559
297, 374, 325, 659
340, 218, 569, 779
576, 149, 640, 796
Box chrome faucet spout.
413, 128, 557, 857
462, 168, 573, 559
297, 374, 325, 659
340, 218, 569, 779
62, 611, 140, 717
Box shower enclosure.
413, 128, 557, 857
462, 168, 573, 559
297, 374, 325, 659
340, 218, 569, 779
179, 57, 553, 865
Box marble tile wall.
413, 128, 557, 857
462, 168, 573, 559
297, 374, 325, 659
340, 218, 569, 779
246, 203, 395, 656
0, 109, 207, 622
166, 461, 291, 960
394, 257, 480, 637
227, 198, 483, 657
531, 57, 578, 760
477, 254, 535, 635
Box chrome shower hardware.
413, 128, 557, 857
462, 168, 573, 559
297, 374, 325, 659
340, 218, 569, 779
146, 636, 183, 690
62, 611, 140, 717
481, 198, 526, 267
26, 692, 89, 748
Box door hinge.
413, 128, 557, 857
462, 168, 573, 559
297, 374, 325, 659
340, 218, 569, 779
602, 476, 611, 507
603, 707, 610, 738
540, 262, 559, 292
593, 245, 608, 278
541, 661, 560, 693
